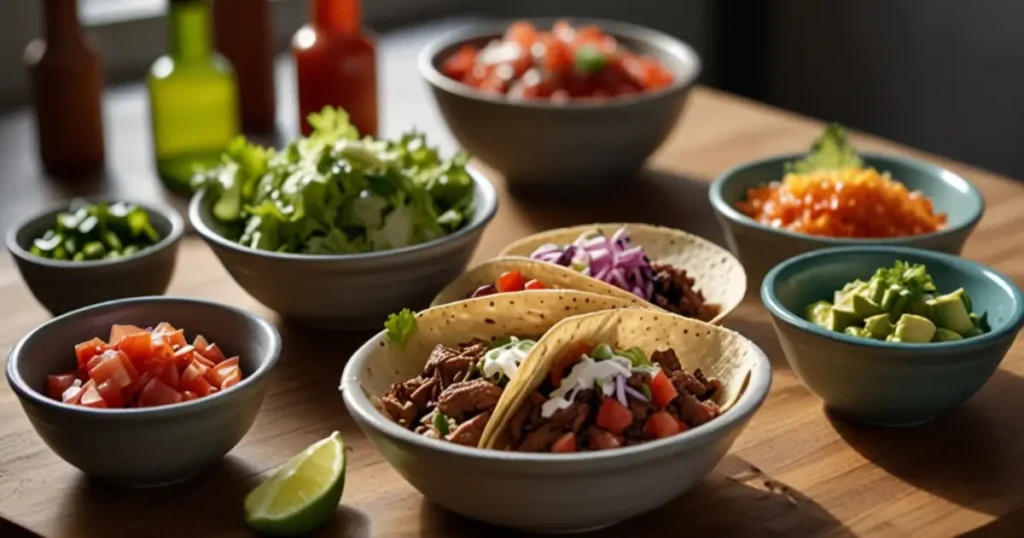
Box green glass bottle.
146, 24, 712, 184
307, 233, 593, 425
148, 0, 239, 193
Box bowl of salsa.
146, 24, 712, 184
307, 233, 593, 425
419, 19, 701, 191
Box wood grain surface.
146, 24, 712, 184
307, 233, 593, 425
1, 18, 1023, 538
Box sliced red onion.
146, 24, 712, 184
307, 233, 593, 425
623, 383, 649, 402
528, 226, 655, 300
532, 243, 560, 257
615, 375, 627, 408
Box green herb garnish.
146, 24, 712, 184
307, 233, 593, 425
29, 201, 160, 262
619, 347, 651, 368
433, 411, 450, 437
384, 308, 417, 347
785, 124, 864, 174
574, 45, 608, 74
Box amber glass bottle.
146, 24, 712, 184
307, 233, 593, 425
292, 0, 378, 137
25, 0, 105, 177
213, 0, 276, 135
148, 0, 239, 193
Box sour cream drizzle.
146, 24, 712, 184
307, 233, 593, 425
481, 337, 536, 381
540, 355, 635, 418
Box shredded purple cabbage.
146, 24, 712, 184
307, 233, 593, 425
529, 226, 655, 300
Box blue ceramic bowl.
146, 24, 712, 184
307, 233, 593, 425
710, 153, 985, 287
762, 246, 1024, 426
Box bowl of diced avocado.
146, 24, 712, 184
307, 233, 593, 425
762, 246, 1024, 426
6, 199, 184, 315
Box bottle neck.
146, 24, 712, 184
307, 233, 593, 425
312, 0, 361, 35
44, 0, 83, 45
169, 0, 213, 61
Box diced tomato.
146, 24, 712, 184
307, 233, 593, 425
496, 271, 526, 293
587, 427, 622, 450
220, 369, 241, 390
126, 370, 155, 402
676, 418, 690, 433
74, 338, 108, 370
88, 350, 134, 390
201, 343, 227, 364
551, 432, 576, 453
441, 44, 477, 79
62, 384, 84, 405
172, 345, 195, 367
194, 354, 216, 369
47, 374, 77, 400
524, 279, 546, 290
153, 362, 180, 390
79, 381, 107, 408
649, 370, 678, 409
206, 357, 240, 388
117, 331, 154, 367
182, 371, 213, 397
644, 411, 682, 440
181, 390, 198, 402
160, 329, 187, 349
96, 379, 124, 408
152, 322, 176, 334
193, 335, 209, 353
552, 20, 576, 42
550, 342, 591, 387
595, 398, 634, 435
150, 335, 175, 362
138, 378, 182, 407
109, 324, 147, 344
504, 21, 538, 49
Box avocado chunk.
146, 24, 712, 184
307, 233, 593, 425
905, 295, 933, 319
862, 279, 886, 305
837, 293, 882, 318
804, 301, 833, 327
893, 314, 937, 343
828, 306, 864, 332
933, 328, 964, 342
963, 326, 985, 338
835, 280, 868, 305
863, 313, 895, 339
929, 289, 974, 335
844, 326, 870, 338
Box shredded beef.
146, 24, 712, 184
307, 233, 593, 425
446, 411, 491, 446
519, 423, 564, 452
651, 349, 682, 374
650, 264, 721, 321
675, 392, 720, 426
670, 370, 709, 399
436, 378, 503, 420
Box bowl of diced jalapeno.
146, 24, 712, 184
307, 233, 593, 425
6, 199, 184, 315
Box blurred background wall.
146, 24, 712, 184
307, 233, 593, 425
2, 0, 1022, 178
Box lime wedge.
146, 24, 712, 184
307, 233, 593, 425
244, 431, 346, 536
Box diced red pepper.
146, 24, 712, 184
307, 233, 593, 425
649, 370, 678, 408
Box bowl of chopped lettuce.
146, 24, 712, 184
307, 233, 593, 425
762, 246, 1024, 426
189, 108, 498, 329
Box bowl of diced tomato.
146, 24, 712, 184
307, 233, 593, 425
419, 19, 701, 190
5, 296, 281, 487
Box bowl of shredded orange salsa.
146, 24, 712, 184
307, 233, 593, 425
736, 167, 947, 239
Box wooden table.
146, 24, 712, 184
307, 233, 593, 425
3, 19, 1024, 538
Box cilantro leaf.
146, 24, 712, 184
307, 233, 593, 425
785, 124, 864, 174
384, 308, 417, 347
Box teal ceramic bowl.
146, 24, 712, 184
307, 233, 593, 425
710, 153, 985, 287
762, 246, 1024, 426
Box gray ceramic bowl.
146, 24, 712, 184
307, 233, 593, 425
5, 296, 281, 487
419, 18, 701, 190
189, 169, 498, 330
6, 200, 184, 316
340, 318, 773, 533
710, 153, 985, 287
762, 246, 1024, 426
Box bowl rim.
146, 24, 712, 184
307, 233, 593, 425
709, 152, 986, 245
188, 165, 499, 262
5, 198, 185, 269
5, 295, 282, 419
340, 323, 772, 464
417, 17, 702, 111
761, 245, 1024, 351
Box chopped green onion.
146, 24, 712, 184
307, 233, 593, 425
433, 411, 450, 437
574, 45, 608, 74
590, 343, 614, 360
641, 384, 652, 400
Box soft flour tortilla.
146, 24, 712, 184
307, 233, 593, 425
498, 223, 747, 324
481, 308, 759, 449
358, 290, 643, 447
430, 256, 653, 308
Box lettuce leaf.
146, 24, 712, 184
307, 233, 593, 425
384, 308, 417, 347
196, 107, 476, 255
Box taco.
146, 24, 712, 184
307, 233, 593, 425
430, 257, 652, 308
498, 223, 746, 323
479, 308, 755, 451
373, 290, 642, 448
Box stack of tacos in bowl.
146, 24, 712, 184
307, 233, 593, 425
496, 222, 747, 323
340, 291, 772, 532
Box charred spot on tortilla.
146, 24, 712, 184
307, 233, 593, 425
489, 301, 495, 307
485, 318, 495, 324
